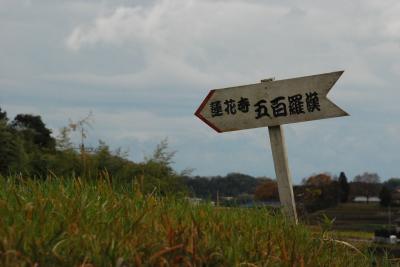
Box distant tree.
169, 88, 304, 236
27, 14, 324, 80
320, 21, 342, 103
12, 114, 55, 150
0, 108, 192, 188
184, 174, 270, 199
56, 126, 73, 150
338, 172, 349, 203
295, 186, 322, 203
0, 107, 8, 122
303, 173, 332, 187
142, 138, 186, 195
208, 173, 258, 198
254, 181, 279, 201
383, 178, 400, 191
184, 176, 212, 198
0, 120, 26, 174
379, 186, 392, 207
68, 112, 94, 154
150, 138, 176, 166
353, 172, 381, 184
68, 112, 94, 175
322, 180, 340, 206
351, 172, 382, 204
297, 173, 342, 212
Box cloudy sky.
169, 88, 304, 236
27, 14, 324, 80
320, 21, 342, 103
1, 0, 399, 183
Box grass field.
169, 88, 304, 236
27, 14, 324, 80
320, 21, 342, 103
0, 176, 392, 266
307, 226, 374, 242
308, 203, 399, 232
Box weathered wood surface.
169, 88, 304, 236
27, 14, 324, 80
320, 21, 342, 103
195, 71, 347, 132
268, 125, 298, 223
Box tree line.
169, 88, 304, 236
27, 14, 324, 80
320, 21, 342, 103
0, 107, 184, 195
184, 171, 400, 212
1, 106, 399, 211
251, 172, 400, 212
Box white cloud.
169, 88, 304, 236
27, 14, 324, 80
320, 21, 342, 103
65, 1, 288, 51
63, 0, 400, 90
385, 124, 400, 141
2, 0, 400, 181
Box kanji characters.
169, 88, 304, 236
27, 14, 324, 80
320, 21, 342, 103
288, 94, 305, 115
238, 97, 250, 113
208, 93, 320, 119
306, 92, 320, 112
224, 99, 237, 115
271, 96, 287, 117
210, 101, 223, 117
254, 100, 271, 119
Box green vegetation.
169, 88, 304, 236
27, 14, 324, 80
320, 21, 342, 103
1, 107, 400, 265
308, 203, 398, 232
0, 108, 185, 196
316, 228, 374, 241
331, 230, 374, 241
184, 173, 271, 200
0, 176, 388, 266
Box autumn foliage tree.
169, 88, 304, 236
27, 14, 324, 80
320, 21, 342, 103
298, 173, 340, 212
303, 173, 332, 187
254, 180, 279, 201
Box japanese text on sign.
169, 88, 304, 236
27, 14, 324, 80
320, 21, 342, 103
210, 92, 321, 119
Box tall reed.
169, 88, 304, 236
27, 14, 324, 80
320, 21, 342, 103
0, 175, 388, 266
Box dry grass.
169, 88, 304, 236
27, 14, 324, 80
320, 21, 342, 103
0, 176, 389, 266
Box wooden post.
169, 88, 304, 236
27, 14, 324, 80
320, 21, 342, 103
195, 72, 348, 223
268, 125, 298, 223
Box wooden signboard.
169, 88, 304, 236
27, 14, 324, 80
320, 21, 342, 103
195, 71, 348, 222
195, 71, 347, 133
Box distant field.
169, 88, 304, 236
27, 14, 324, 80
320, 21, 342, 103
307, 203, 398, 232
306, 203, 400, 260
0, 177, 390, 266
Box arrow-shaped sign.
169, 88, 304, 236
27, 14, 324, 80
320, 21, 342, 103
195, 71, 348, 132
